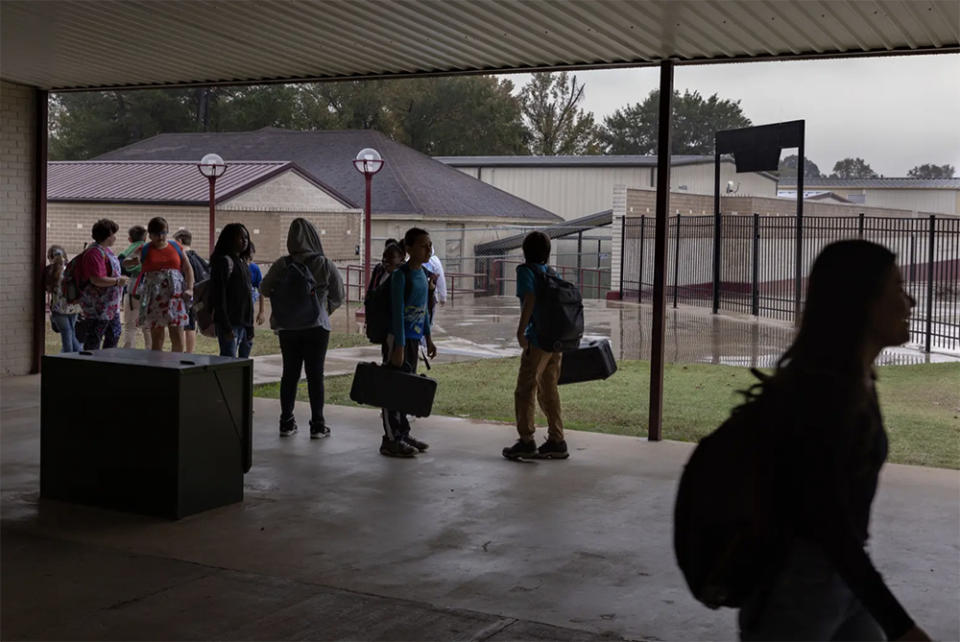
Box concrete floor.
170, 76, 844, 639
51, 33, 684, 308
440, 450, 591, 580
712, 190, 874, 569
2, 375, 958, 641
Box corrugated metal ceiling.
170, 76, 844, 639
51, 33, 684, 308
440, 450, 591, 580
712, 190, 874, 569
2, 1, 958, 91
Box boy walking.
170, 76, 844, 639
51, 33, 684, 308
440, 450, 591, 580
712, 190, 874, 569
380, 227, 437, 457
502, 231, 568, 460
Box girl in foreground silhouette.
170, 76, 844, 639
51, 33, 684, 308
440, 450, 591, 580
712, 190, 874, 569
738, 240, 930, 641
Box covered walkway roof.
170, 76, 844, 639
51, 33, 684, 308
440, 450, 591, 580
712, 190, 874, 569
2, 1, 958, 91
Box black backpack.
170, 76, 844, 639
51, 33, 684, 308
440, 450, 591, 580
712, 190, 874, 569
519, 264, 583, 352
270, 257, 323, 330
364, 264, 414, 344
187, 250, 211, 283
673, 384, 790, 609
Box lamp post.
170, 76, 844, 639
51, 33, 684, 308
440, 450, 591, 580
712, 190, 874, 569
197, 153, 227, 255
353, 147, 384, 293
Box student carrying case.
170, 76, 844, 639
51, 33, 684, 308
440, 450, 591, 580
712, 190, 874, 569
558, 339, 617, 385
349, 361, 437, 417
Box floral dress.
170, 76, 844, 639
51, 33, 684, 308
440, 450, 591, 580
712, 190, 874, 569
79, 245, 122, 321
137, 242, 189, 329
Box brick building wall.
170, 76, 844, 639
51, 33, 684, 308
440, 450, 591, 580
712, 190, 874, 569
1, 81, 37, 376
46, 202, 360, 264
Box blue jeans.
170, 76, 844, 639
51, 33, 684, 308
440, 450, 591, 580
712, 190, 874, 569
739, 539, 884, 641
217, 325, 252, 358
50, 313, 82, 353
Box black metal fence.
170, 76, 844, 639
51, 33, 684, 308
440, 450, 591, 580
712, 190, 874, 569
621, 213, 960, 352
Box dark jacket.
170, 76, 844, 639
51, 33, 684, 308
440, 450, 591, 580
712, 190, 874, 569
778, 371, 912, 639
210, 252, 253, 336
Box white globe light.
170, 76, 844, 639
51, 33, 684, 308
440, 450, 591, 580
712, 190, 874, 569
198, 153, 226, 178
353, 147, 384, 175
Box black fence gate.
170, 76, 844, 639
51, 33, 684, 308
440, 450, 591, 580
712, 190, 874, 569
621, 214, 960, 352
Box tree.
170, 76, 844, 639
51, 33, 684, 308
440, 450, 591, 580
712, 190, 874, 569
778, 154, 822, 179
830, 157, 878, 179
49, 77, 533, 159
907, 163, 956, 179
519, 72, 601, 155
598, 89, 751, 155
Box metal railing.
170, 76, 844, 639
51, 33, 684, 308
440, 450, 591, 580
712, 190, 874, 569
621, 213, 960, 352
340, 264, 488, 304
490, 258, 610, 299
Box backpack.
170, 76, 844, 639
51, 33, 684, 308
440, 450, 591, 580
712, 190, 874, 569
364, 264, 415, 344
187, 250, 211, 283
193, 255, 233, 338
673, 384, 790, 609
270, 255, 324, 330
61, 245, 109, 304
519, 264, 583, 352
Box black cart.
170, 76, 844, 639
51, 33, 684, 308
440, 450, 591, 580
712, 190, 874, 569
41, 349, 253, 519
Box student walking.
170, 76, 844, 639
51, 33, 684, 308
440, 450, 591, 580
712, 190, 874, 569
728, 240, 930, 641
502, 231, 568, 460
173, 229, 210, 354
128, 217, 194, 352
261, 218, 344, 438
210, 223, 254, 358
379, 227, 437, 458
75, 218, 128, 350
117, 225, 150, 349
43, 245, 82, 353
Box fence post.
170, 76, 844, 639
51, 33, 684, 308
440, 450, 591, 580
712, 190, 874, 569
673, 214, 681, 308
639, 215, 645, 303
925, 215, 936, 353
752, 213, 760, 316
345, 266, 351, 303
858, 213, 865, 239
712, 212, 722, 313
619, 215, 626, 298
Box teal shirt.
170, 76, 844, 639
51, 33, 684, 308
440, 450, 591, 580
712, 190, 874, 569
516, 263, 548, 348
390, 265, 431, 346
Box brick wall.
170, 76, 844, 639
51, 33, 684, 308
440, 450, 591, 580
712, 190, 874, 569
46, 202, 360, 264
1, 81, 37, 376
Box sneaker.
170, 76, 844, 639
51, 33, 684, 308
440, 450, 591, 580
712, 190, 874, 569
279, 420, 298, 437
310, 422, 331, 440
402, 435, 429, 452
502, 439, 537, 460
380, 436, 417, 458
536, 439, 569, 460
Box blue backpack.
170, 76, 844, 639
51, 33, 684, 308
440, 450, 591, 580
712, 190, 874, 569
270, 256, 323, 330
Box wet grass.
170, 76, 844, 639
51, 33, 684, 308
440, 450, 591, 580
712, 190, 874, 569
254, 358, 960, 469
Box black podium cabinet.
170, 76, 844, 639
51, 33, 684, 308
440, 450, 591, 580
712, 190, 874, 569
41, 349, 253, 519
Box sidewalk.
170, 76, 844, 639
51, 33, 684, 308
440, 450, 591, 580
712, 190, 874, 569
3, 375, 958, 641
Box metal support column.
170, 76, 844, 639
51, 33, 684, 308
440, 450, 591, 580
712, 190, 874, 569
794, 126, 806, 324
751, 213, 760, 316
925, 215, 936, 353
673, 214, 681, 308
32, 89, 48, 374
618, 215, 626, 298
638, 216, 645, 302
712, 146, 721, 313
648, 60, 674, 443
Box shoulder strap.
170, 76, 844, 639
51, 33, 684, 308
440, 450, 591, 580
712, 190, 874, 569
168, 240, 185, 263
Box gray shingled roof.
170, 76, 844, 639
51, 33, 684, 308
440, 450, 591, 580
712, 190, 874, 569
96, 129, 561, 222
779, 177, 960, 189
475, 209, 613, 254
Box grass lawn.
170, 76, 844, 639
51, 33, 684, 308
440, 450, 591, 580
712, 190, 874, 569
45, 325, 368, 357
254, 358, 960, 469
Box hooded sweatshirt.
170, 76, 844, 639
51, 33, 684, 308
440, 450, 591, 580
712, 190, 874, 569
260, 218, 345, 332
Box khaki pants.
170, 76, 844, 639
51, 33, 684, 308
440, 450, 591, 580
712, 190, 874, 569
514, 345, 564, 442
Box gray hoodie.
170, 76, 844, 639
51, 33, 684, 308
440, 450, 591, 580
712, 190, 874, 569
261, 218, 345, 331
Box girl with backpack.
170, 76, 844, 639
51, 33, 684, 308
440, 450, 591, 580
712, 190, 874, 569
261, 218, 344, 439
74, 218, 128, 350
43, 245, 82, 353
127, 217, 194, 352
722, 240, 929, 641
173, 229, 210, 354
210, 223, 254, 359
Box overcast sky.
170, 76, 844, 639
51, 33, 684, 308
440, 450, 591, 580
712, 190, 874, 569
499, 54, 959, 177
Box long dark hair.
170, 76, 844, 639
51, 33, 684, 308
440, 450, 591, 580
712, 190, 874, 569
212, 223, 250, 259
743, 240, 897, 409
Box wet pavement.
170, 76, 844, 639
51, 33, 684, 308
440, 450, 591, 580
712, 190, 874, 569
254, 297, 958, 385
3, 375, 958, 641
